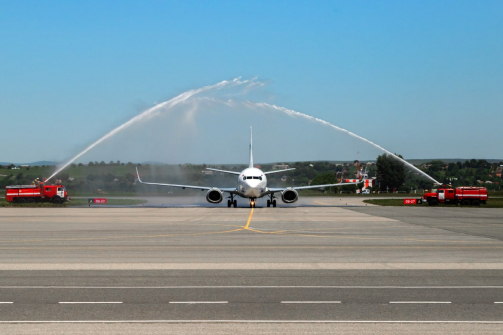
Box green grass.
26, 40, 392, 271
364, 198, 503, 208
0, 198, 147, 207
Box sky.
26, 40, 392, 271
1, 0, 502, 164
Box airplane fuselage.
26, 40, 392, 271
238, 167, 267, 198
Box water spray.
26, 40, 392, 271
45, 77, 255, 183
47, 77, 440, 186
248, 102, 441, 185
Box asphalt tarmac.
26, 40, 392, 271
1, 197, 503, 333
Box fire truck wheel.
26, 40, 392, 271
52, 196, 62, 204
26, 198, 35, 203
462, 199, 470, 206
17, 198, 26, 204
471, 199, 480, 206
429, 199, 438, 206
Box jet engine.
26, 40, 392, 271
281, 189, 299, 203
206, 188, 223, 204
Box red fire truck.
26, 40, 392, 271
5, 184, 68, 204
423, 186, 488, 206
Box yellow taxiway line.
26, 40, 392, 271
244, 208, 254, 230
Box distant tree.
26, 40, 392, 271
376, 154, 406, 191
311, 172, 338, 193
16, 173, 24, 181
78, 163, 83, 167
102, 173, 115, 182
88, 161, 95, 166
99, 161, 106, 166
341, 184, 357, 193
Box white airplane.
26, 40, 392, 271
136, 127, 358, 208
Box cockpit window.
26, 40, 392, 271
244, 176, 263, 180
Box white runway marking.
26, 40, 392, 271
390, 301, 451, 304
281, 301, 341, 304
0, 302, 13, 304
1, 320, 503, 323
169, 301, 229, 304
58, 301, 122, 304
3, 285, 503, 289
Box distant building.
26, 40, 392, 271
272, 164, 289, 170
201, 170, 214, 175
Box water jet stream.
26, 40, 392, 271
249, 102, 440, 185
45, 78, 254, 182
47, 78, 439, 186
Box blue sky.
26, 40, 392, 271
1, 0, 502, 163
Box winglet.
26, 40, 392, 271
135, 167, 142, 183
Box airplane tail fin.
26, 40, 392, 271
249, 126, 253, 168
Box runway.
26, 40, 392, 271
1, 270, 503, 322
1, 197, 503, 332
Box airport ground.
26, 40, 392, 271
1, 197, 503, 334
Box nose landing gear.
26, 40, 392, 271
249, 199, 256, 208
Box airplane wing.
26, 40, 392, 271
291, 181, 360, 190
205, 168, 241, 175
136, 168, 238, 193
263, 168, 296, 175
264, 181, 360, 194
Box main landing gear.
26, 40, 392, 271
266, 194, 277, 208
227, 195, 237, 208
